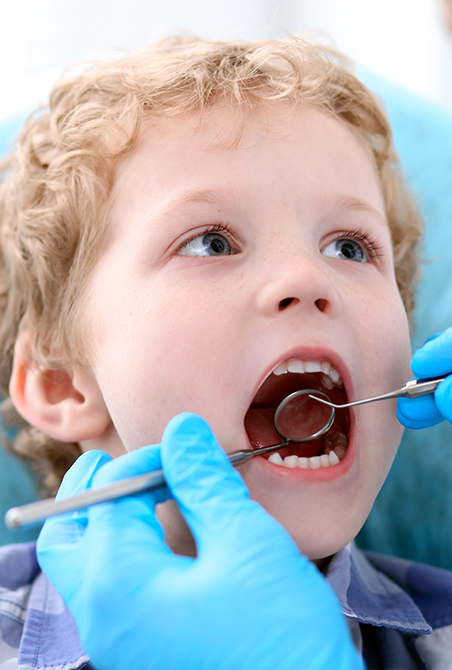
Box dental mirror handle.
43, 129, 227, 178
5, 469, 166, 530
5, 440, 290, 530
310, 376, 447, 410
228, 439, 290, 464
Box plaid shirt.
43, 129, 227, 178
0, 541, 451, 670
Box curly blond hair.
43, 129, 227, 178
0, 35, 422, 495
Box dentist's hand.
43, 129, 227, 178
397, 329, 452, 429
37, 413, 361, 670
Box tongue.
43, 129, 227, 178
245, 407, 281, 449
244, 406, 325, 459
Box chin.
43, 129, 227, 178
265, 501, 363, 563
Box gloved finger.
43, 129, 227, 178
57, 450, 113, 500
411, 327, 452, 378
87, 445, 170, 549
422, 333, 441, 346
161, 413, 299, 557
397, 394, 444, 429
433, 375, 452, 424
90, 443, 168, 504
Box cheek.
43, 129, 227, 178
352, 287, 411, 483
89, 283, 241, 449
352, 284, 412, 380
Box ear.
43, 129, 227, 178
9, 336, 111, 443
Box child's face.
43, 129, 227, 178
82, 104, 411, 562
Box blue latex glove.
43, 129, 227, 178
397, 329, 452, 429
37, 413, 361, 670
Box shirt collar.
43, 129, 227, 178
17, 540, 432, 669
325, 542, 432, 635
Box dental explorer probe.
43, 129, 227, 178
308, 376, 447, 410
5, 389, 335, 530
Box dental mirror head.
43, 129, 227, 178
274, 389, 336, 442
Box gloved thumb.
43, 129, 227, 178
411, 328, 452, 378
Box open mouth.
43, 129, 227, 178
244, 358, 350, 470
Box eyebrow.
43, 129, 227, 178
331, 194, 388, 227
152, 188, 388, 227
155, 187, 231, 218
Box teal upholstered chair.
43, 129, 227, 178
0, 111, 40, 546
357, 71, 452, 570
1, 81, 452, 569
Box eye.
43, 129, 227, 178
177, 228, 236, 257
322, 236, 368, 263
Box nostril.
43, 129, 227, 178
279, 297, 297, 310
277, 297, 328, 312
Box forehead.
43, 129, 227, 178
109, 103, 385, 231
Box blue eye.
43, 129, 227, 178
178, 231, 235, 257
322, 238, 367, 262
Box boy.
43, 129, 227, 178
0, 35, 450, 669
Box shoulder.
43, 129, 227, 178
365, 550, 452, 630
0, 542, 39, 591
354, 552, 452, 670
365, 551, 452, 670
0, 542, 39, 668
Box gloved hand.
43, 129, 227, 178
37, 413, 361, 670
397, 329, 452, 429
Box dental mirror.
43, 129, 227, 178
5, 388, 336, 530
274, 389, 336, 442
229, 388, 335, 465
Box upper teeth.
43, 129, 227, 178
272, 358, 343, 389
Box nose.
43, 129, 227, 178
255, 247, 340, 318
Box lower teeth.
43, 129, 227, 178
267, 430, 347, 469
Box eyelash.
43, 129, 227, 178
331, 228, 384, 260
176, 225, 384, 260
177, 223, 236, 252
